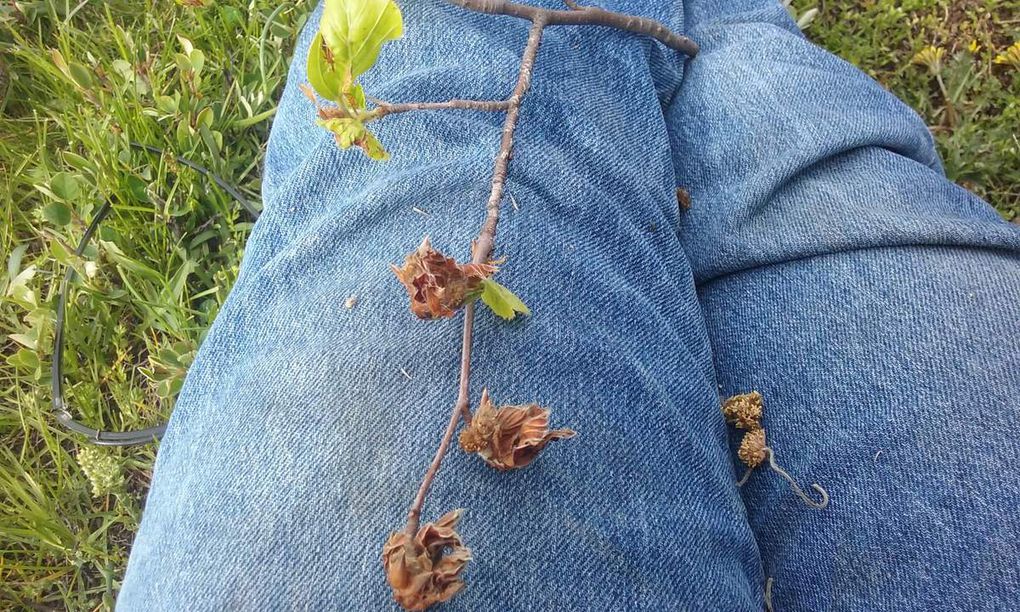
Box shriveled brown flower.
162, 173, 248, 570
738, 428, 767, 468
676, 187, 692, 211
722, 390, 764, 430
382, 509, 471, 610
391, 237, 497, 319
458, 388, 575, 471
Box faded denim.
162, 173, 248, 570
119, 0, 1020, 610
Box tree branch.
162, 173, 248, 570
448, 0, 699, 56
403, 19, 546, 537
374, 98, 512, 118
472, 17, 544, 264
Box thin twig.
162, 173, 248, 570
472, 18, 544, 264
448, 0, 699, 56
403, 20, 546, 537
375, 98, 512, 118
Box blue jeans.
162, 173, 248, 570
118, 0, 1020, 609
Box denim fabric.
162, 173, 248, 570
119, 0, 1020, 610
668, 3, 1020, 610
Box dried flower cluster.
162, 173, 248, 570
738, 428, 767, 469
722, 390, 763, 431
722, 390, 829, 509
382, 509, 471, 610
458, 389, 576, 471
722, 390, 767, 468
391, 237, 497, 319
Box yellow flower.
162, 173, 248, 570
912, 46, 945, 74
993, 41, 1020, 69
967, 40, 981, 54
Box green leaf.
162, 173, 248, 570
68, 62, 93, 89
347, 83, 366, 109
479, 278, 530, 320
318, 117, 365, 149
189, 49, 205, 74
320, 0, 403, 80
42, 201, 72, 226
307, 31, 343, 102
6, 348, 39, 372
317, 117, 388, 159
50, 172, 80, 200
359, 130, 389, 160
123, 175, 149, 203
176, 120, 194, 147
155, 95, 179, 114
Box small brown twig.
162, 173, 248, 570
448, 0, 699, 56
374, 98, 512, 118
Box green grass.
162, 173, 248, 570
0, 1, 1016, 608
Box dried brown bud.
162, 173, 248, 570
458, 388, 576, 471
676, 187, 691, 211
382, 509, 471, 610
722, 391, 764, 430
391, 237, 497, 319
738, 428, 767, 468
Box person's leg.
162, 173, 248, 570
120, 1, 763, 609
667, 1, 1020, 609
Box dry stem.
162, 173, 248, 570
404, 19, 546, 537
375, 98, 512, 117
401, 0, 697, 538
448, 0, 699, 56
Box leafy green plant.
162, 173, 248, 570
0, 0, 313, 607
303, 0, 402, 158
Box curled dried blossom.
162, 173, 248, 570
458, 388, 576, 471
722, 391, 763, 430
738, 428, 767, 468
676, 187, 692, 211
391, 237, 497, 319
382, 509, 471, 610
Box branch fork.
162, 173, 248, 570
309, 1, 699, 607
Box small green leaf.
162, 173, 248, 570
317, 117, 389, 159
6, 348, 40, 372
50, 172, 81, 200
320, 0, 403, 80
111, 59, 133, 80
123, 175, 149, 203
189, 49, 205, 74
155, 95, 179, 114
176, 34, 194, 56
347, 83, 366, 109
42, 201, 72, 226
318, 117, 365, 149
307, 31, 343, 102
176, 120, 193, 147
68, 63, 93, 89
479, 278, 530, 320
359, 130, 389, 160
195, 105, 214, 130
